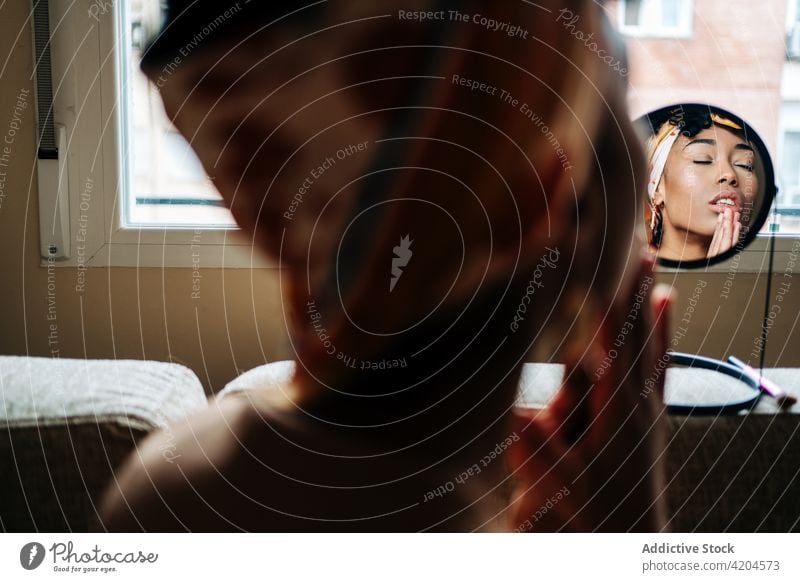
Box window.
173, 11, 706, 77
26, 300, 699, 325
776, 12, 800, 238
780, 131, 800, 205
776, 103, 800, 235
618, 0, 693, 38
126, 1, 235, 228
38, 0, 258, 268
787, 0, 800, 59
39, 0, 794, 270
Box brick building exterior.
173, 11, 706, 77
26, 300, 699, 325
607, 0, 798, 226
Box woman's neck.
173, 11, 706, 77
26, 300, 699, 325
279, 280, 533, 465
282, 363, 521, 465
658, 225, 711, 261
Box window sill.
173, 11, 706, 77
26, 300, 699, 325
657, 235, 800, 274
619, 29, 694, 39
41, 227, 277, 268
44, 233, 798, 271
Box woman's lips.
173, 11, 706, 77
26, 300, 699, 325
709, 192, 741, 213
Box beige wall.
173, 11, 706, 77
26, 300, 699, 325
654, 271, 800, 366
0, 2, 290, 394
1, 3, 798, 398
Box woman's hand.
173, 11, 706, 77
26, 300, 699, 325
508, 270, 673, 532
707, 207, 741, 257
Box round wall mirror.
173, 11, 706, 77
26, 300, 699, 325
635, 103, 777, 269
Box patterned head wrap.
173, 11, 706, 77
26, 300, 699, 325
645, 111, 744, 244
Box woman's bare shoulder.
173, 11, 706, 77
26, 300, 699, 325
98, 395, 284, 531
98, 391, 503, 531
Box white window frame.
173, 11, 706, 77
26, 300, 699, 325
617, 0, 694, 39
41, 0, 269, 268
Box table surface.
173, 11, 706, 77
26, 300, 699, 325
516, 364, 800, 415
219, 359, 800, 416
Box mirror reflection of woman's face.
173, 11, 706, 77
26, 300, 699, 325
654, 125, 759, 258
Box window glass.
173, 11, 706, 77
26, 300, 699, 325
126, 0, 235, 227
